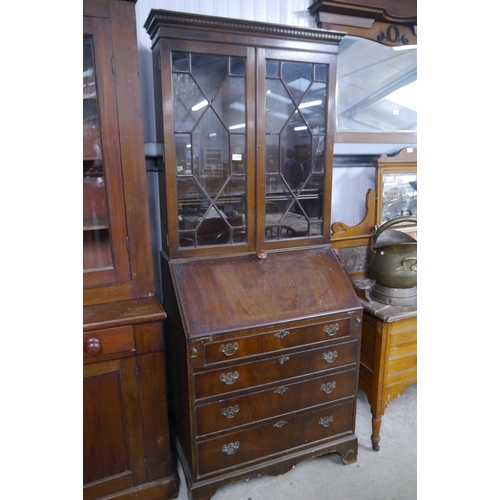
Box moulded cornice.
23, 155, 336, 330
144, 9, 346, 47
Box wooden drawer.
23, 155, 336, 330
195, 367, 357, 436
83, 325, 135, 363
197, 400, 354, 477
194, 339, 358, 400
203, 317, 353, 366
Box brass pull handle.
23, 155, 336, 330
85, 337, 102, 356
222, 441, 240, 455
274, 386, 289, 395
221, 405, 240, 419
321, 381, 337, 394
319, 416, 334, 428
324, 323, 339, 337
275, 330, 290, 339
322, 350, 338, 364
219, 342, 239, 356
273, 420, 287, 428
220, 371, 239, 385
278, 356, 290, 365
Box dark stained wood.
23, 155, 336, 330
83, 13, 130, 292
145, 10, 344, 261
171, 246, 360, 337
83, 325, 135, 363
83, 369, 129, 485
83, 2, 177, 499
136, 351, 175, 482
108, 0, 156, 298
308, 0, 417, 47
84, 0, 156, 304
308, 0, 417, 24
148, 10, 364, 500
83, 296, 166, 332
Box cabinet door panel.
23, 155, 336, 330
83, 358, 146, 497
83, 15, 130, 289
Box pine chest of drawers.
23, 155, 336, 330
162, 246, 363, 500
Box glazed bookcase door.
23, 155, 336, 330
83, 16, 130, 289
161, 41, 256, 260
257, 48, 334, 250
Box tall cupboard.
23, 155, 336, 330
146, 10, 362, 500
83, 1, 178, 498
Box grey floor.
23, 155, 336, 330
174, 384, 417, 500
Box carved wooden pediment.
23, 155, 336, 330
309, 0, 417, 45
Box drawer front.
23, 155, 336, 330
83, 326, 135, 363
197, 400, 354, 477
195, 368, 356, 436
194, 339, 358, 400
204, 317, 352, 366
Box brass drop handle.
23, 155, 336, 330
85, 337, 102, 356
221, 405, 240, 419
220, 372, 239, 385
318, 415, 334, 428
322, 350, 338, 364
324, 323, 339, 337
222, 442, 240, 455
219, 342, 239, 356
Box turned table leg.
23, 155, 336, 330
371, 415, 382, 451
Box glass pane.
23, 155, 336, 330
265, 59, 327, 241
173, 73, 205, 132
83, 36, 113, 271
282, 61, 312, 103
173, 51, 247, 247
192, 54, 228, 102
381, 172, 417, 223
337, 35, 417, 132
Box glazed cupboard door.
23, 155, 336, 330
158, 40, 256, 260
83, 16, 130, 289
257, 48, 335, 251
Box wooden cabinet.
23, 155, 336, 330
146, 10, 362, 500
145, 10, 346, 260
163, 247, 362, 500
354, 280, 417, 451
83, 1, 178, 498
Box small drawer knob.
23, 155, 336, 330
85, 337, 102, 356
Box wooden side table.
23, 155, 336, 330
353, 278, 417, 451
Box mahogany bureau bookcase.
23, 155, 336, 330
83, 1, 178, 498
145, 10, 363, 500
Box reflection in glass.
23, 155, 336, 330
381, 172, 417, 223
172, 52, 247, 247
336, 36, 417, 132
265, 59, 327, 240
83, 36, 113, 271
